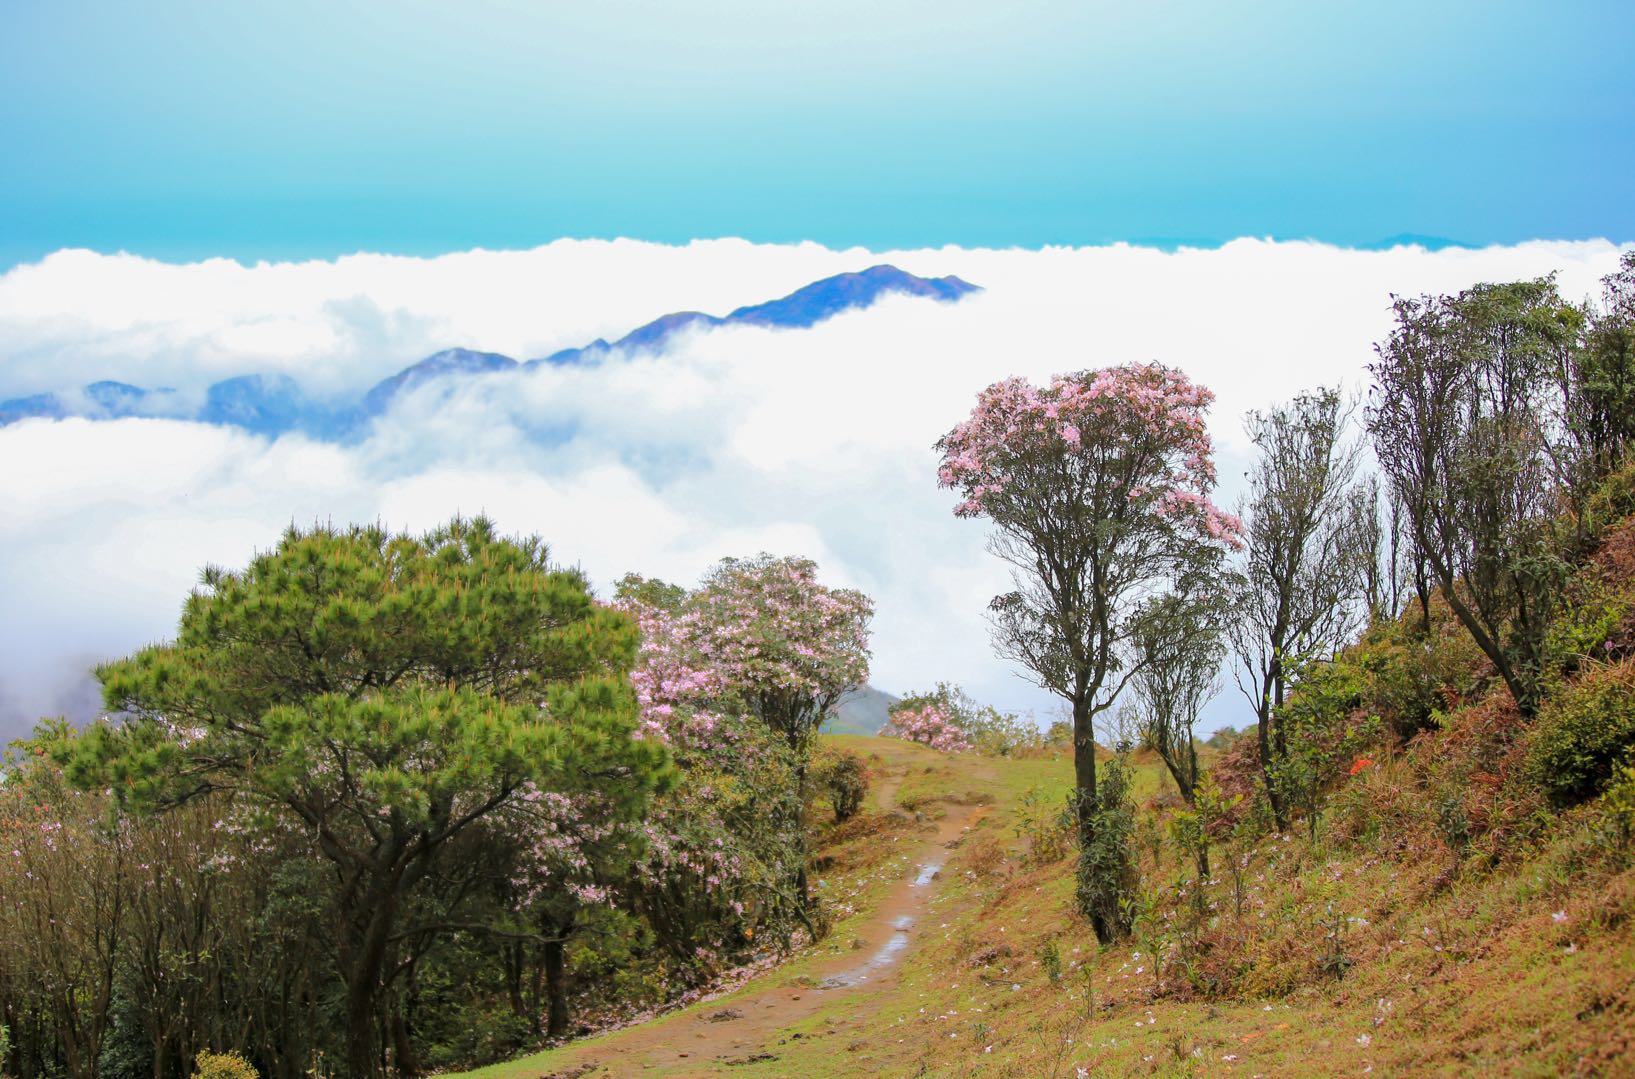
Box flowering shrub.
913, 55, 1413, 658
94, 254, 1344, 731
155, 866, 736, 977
687, 555, 874, 753
883, 704, 973, 753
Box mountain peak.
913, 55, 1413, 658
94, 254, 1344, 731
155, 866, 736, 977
724, 264, 980, 329
529, 264, 981, 368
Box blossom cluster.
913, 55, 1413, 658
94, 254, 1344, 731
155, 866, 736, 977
687, 556, 874, 714
502, 782, 622, 908
936, 363, 1243, 549
883, 705, 974, 753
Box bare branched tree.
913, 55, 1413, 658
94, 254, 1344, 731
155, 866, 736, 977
1231, 386, 1367, 830
1128, 588, 1229, 806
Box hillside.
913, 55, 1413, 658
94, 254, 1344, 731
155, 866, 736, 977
449, 724, 1633, 1077
823, 686, 898, 736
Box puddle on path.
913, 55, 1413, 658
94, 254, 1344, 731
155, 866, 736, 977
819, 855, 946, 989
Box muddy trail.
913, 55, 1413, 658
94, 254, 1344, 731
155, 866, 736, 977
521, 767, 989, 1078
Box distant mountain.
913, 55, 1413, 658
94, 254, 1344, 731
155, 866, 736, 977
824, 685, 900, 736
359, 348, 518, 417
200, 374, 314, 436
1, 380, 156, 423
0, 265, 980, 437
0, 391, 66, 423
1364, 233, 1474, 251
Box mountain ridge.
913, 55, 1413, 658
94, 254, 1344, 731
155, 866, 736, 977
1, 265, 979, 435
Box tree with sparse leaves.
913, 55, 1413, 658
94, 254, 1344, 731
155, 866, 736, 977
1231, 387, 1368, 829
1128, 588, 1228, 807
1367, 280, 1583, 717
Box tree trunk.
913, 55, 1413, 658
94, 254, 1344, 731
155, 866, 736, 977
1070, 693, 1117, 942
792, 758, 812, 912
342, 885, 402, 1078
1071, 693, 1098, 844
543, 938, 570, 1041
1256, 701, 1288, 833
345, 973, 377, 1079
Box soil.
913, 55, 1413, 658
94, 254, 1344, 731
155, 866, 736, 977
533, 769, 987, 1077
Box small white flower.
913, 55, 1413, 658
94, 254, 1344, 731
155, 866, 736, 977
1356, 1033, 1372, 1047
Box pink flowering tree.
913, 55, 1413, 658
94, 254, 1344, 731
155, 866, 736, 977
882, 704, 973, 753
616, 580, 807, 950
937, 363, 1241, 940
621, 557, 873, 920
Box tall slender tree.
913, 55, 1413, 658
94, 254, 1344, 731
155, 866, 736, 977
1128, 588, 1229, 807
1231, 386, 1366, 830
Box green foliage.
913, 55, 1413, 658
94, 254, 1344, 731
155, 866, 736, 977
1351, 612, 1485, 740
1544, 574, 1634, 670
1075, 753, 1139, 940
1368, 278, 1584, 717
1014, 785, 1074, 864
812, 746, 868, 822
1575, 458, 1635, 546
65, 517, 672, 1077
1600, 764, 1635, 854
612, 571, 689, 612
1570, 251, 1635, 480
964, 707, 1047, 756
1038, 939, 1063, 985
1526, 660, 1635, 806
191, 1050, 257, 1079
1271, 657, 1382, 842
1167, 773, 1238, 879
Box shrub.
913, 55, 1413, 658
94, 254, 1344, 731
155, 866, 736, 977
192, 1051, 258, 1079
813, 748, 868, 822
1013, 785, 1073, 864
1353, 610, 1487, 741
964, 706, 1047, 756
1575, 458, 1635, 552
1527, 659, 1635, 805
1038, 939, 1063, 984
1075, 754, 1139, 938
1601, 765, 1635, 854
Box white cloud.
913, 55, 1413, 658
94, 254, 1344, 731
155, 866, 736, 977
0, 236, 1626, 739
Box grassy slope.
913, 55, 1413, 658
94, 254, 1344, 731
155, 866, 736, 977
450, 735, 1632, 1078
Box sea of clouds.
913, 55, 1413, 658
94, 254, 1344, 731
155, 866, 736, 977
1, 237, 1627, 740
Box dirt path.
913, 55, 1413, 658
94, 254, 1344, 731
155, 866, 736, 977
529, 785, 986, 1077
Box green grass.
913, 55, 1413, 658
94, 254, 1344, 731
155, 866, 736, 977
445, 738, 1634, 1078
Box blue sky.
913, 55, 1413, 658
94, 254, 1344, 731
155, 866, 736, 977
4, 0, 1633, 267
